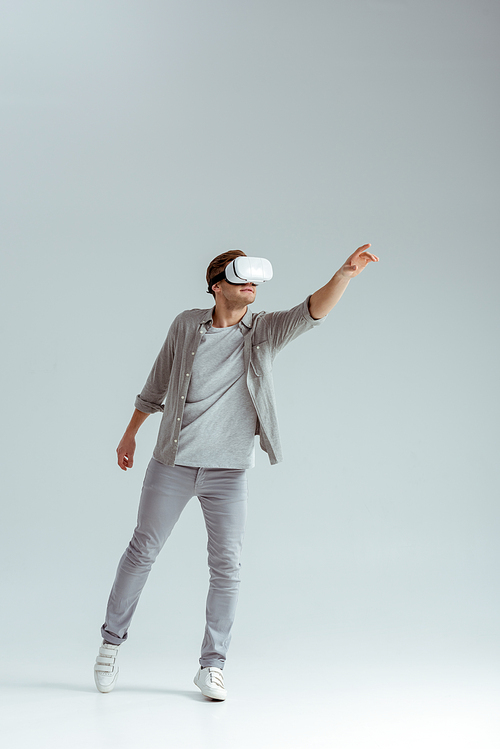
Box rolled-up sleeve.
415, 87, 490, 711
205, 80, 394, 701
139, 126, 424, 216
134, 317, 178, 414
262, 294, 328, 354
134, 393, 164, 414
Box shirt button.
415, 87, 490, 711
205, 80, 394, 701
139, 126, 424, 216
181, 395, 184, 399
186, 373, 190, 376
256, 346, 260, 349
177, 417, 180, 421
174, 439, 177, 443
191, 352, 195, 355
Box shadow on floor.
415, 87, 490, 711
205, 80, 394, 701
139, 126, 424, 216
0, 681, 210, 701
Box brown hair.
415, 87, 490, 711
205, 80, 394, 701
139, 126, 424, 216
206, 249, 247, 298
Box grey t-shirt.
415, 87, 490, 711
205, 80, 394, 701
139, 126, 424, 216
174, 321, 258, 469
135, 295, 328, 467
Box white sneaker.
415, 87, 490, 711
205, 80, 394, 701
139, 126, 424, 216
94, 641, 120, 693
193, 666, 227, 700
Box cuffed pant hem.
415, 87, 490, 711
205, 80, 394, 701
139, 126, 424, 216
199, 658, 225, 670
101, 624, 127, 646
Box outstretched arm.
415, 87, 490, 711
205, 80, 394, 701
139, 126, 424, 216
308, 244, 379, 319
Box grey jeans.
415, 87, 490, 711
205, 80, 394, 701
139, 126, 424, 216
101, 457, 248, 669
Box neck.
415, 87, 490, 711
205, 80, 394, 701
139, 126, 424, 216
211, 300, 247, 328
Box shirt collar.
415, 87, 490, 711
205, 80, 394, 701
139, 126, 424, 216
199, 305, 253, 330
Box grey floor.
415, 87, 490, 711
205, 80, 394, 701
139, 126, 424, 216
1, 647, 499, 748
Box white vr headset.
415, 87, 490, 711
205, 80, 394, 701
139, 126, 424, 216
208, 255, 273, 294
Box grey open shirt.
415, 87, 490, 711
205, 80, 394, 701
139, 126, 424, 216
135, 294, 328, 466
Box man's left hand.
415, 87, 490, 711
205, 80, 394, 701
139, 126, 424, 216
339, 244, 379, 279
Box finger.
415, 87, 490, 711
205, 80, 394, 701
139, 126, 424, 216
352, 244, 371, 260
123, 452, 134, 469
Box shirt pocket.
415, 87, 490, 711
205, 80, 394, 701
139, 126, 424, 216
250, 340, 271, 378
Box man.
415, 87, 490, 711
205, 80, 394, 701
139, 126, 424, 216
94, 244, 379, 700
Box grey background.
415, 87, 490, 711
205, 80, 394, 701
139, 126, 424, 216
1, 0, 499, 686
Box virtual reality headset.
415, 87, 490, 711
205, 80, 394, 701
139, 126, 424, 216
208, 255, 273, 294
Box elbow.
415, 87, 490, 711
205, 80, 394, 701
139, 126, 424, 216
308, 300, 326, 320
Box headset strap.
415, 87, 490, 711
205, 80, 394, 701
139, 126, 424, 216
207, 269, 239, 293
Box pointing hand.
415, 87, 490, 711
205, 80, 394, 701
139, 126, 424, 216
339, 244, 379, 279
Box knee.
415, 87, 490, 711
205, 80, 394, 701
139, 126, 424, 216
208, 554, 242, 584
125, 532, 161, 569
